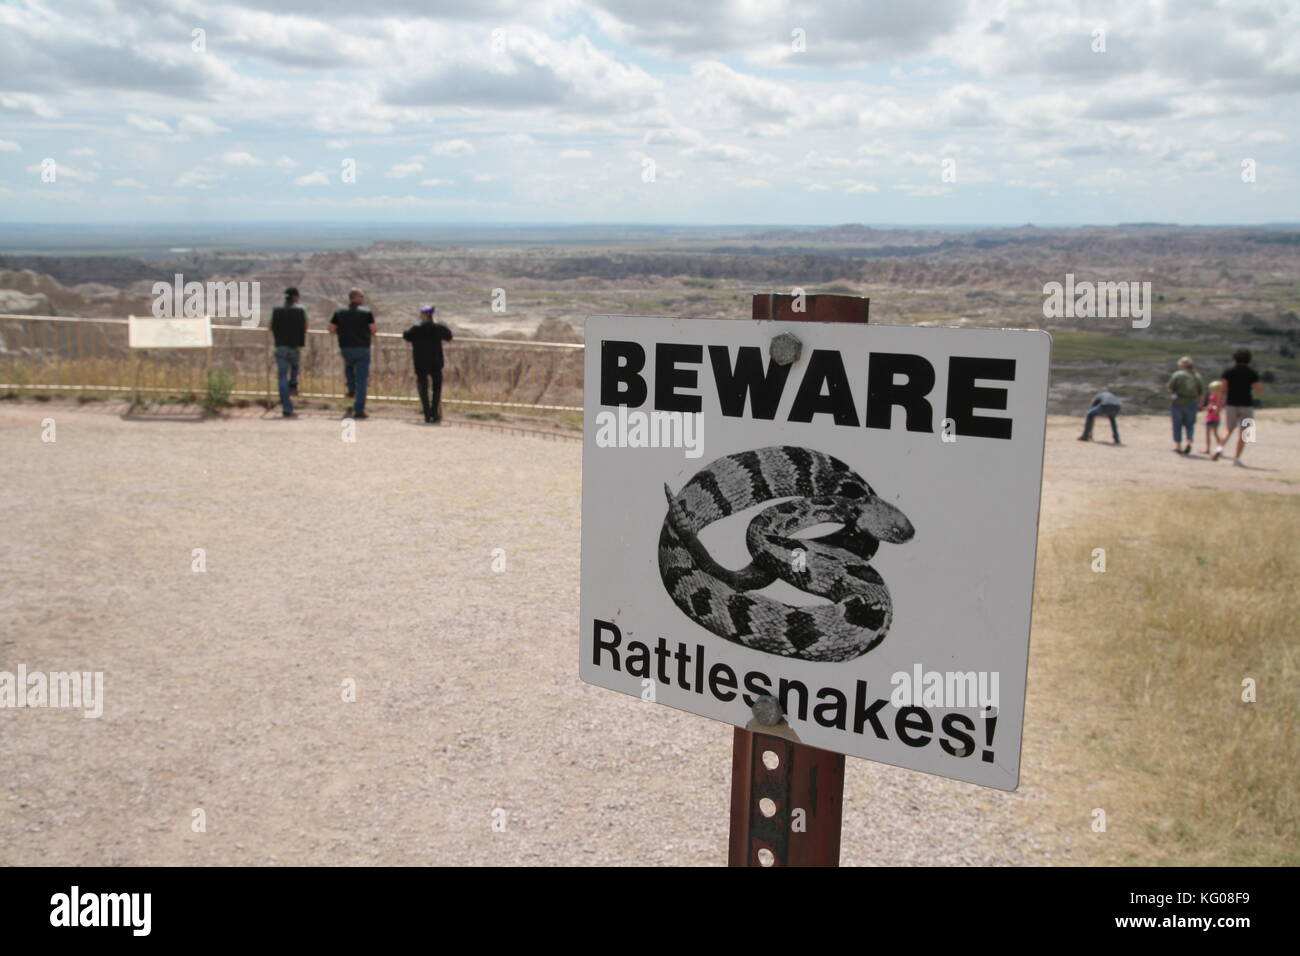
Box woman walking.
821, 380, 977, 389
1166, 356, 1203, 455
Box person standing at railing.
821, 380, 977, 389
329, 287, 376, 419
270, 287, 308, 418
402, 304, 453, 424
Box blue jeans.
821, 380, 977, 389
275, 347, 300, 415
341, 347, 371, 414
1083, 404, 1120, 441
1171, 401, 1197, 444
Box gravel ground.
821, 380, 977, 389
2, 401, 1296, 866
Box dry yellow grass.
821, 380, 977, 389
1032, 489, 1299, 865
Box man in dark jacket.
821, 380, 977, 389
270, 287, 307, 418
329, 288, 376, 419
402, 304, 453, 423
1078, 389, 1122, 444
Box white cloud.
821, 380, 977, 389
644, 127, 704, 146
387, 161, 424, 178
176, 166, 222, 189
295, 170, 330, 186
385, 30, 662, 116
0, 140, 20, 152
275, 156, 298, 168
221, 151, 264, 167
126, 114, 173, 134
682, 143, 769, 164
593, 0, 965, 66
689, 62, 801, 124
112, 177, 146, 188
937, 84, 999, 127
178, 115, 229, 135
0, 93, 58, 118
892, 183, 952, 198
420, 177, 453, 186
560, 149, 592, 158
432, 139, 476, 157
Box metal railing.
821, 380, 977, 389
0, 314, 585, 413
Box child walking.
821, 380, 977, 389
1202, 379, 1225, 457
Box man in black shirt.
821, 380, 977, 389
403, 304, 454, 423
269, 287, 307, 418
329, 288, 376, 419
1217, 348, 1262, 466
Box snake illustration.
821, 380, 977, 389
658, 446, 914, 663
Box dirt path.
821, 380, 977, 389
1, 402, 1296, 866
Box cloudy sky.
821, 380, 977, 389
1, 0, 1297, 225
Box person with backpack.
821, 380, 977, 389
269, 287, 307, 418
1166, 356, 1203, 455
402, 304, 453, 424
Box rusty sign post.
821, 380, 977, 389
726, 291, 869, 868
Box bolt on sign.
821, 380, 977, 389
579, 315, 1051, 790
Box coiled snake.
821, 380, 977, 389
658, 446, 914, 662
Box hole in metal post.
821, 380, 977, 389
759, 797, 777, 818
761, 750, 780, 770
757, 847, 775, 867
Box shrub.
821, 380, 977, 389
203, 368, 235, 411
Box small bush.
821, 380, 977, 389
203, 368, 236, 411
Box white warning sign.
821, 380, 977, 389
579, 316, 1051, 790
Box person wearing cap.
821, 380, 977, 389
269, 287, 308, 418
402, 304, 453, 424
329, 288, 376, 419
1166, 355, 1203, 455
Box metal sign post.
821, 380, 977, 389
727, 292, 868, 868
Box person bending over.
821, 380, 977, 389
1078, 389, 1122, 444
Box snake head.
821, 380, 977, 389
855, 496, 914, 544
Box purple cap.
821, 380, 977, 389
419, 304, 436, 315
